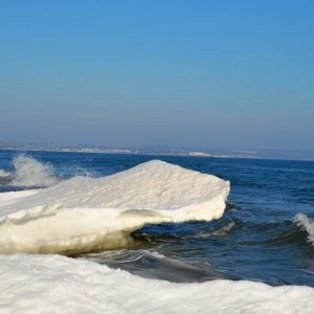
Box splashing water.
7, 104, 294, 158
294, 213, 314, 246
0, 169, 10, 177
11, 155, 58, 187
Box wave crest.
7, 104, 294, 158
293, 213, 314, 246
1, 155, 58, 187
0, 169, 10, 177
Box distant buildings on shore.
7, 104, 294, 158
0, 142, 257, 159
0, 142, 313, 161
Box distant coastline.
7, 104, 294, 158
0, 142, 313, 162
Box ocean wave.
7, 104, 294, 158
134, 213, 314, 251
0, 169, 13, 185
132, 217, 245, 244
293, 213, 314, 246
0, 155, 98, 188
0, 155, 58, 188
0, 160, 230, 254
82, 249, 222, 282
55, 163, 99, 179
11, 155, 58, 187
0, 169, 11, 177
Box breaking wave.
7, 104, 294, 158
0, 155, 98, 188
294, 213, 314, 246
0, 169, 10, 177
0, 155, 58, 188
0, 155, 59, 187
132, 215, 314, 251
11, 155, 58, 187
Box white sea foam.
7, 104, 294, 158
10, 155, 58, 187
0, 169, 11, 177
293, 213, 314, 246
0, 254, 313, 314
0, 160, 230, 254
0, 155, 94, 187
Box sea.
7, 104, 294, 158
0, 150, 313, 287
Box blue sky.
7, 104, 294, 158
1, 0, 313, 151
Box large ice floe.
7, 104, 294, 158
1, 254, 314, 314
0, 160, 229, 254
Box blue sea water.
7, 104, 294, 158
0, 150, 313, 287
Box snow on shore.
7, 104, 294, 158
1, 254, 313, 314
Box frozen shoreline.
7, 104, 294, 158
1, 253, 313, 314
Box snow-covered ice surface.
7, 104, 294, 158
0, 160, 230, 254
0, 254, 313, 314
